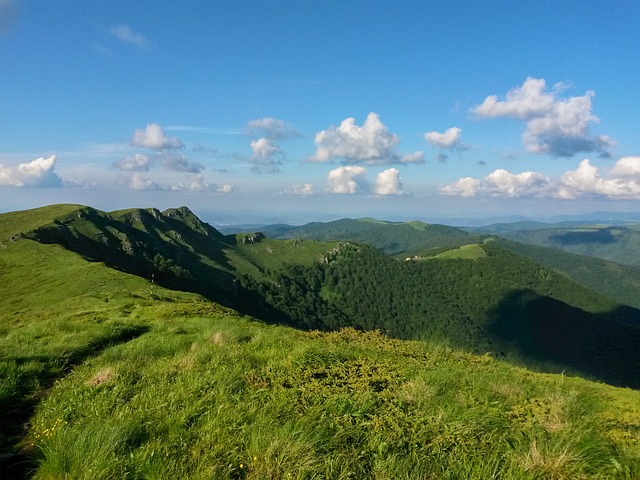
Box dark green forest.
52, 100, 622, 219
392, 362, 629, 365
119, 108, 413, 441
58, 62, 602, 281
239, 242, 640, 388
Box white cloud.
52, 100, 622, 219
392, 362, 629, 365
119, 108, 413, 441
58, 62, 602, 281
327, 166, 369, 194
556, 159, 640, 199
610, 156, 640, 177
424, 127, 466, 150
374, 168, 403, 196
170, 174, 233, 193
246, 117, 298, 140
439, 177, 482, 197
110, 24, 152, 50
160, 153, 204, 173
471, 77, 613, 157
123, 173, 160, 191
282, 183, 314, 195
114, 153, 152, 171
485, 169, 552, 197
249, 137, 283, 173
441, 156, 640, 199
441, 169, 552, 198
131, 123, 183, 150
310, 112, 424, 165
0, 155, 63, 187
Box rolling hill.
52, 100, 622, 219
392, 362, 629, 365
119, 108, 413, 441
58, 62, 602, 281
236, 217, 481, 257
1, 205, 639, 478
484, 224, 640, 268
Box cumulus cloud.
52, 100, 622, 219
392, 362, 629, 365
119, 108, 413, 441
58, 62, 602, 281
310, 112, 424, 165
374, 168, 404, 196
246, 117, 299, 140
327, 166, 369, 193
424, 127, 467, 150
440, 156, 640, 199
160, 153, 204, 173
122, 173, 160, 191
555, 159, 640, 199
440, 169, 553, 198
131, 123, 184, 150
249, 137, 283, 173
282, 183, 314, 195
0, 155, 63, 187
439, 177, 482, 198
110, 24, 152, 50
170, 174, 233, 193
610, 156, 640, 177
471, 77, 614, 157
113, 153, 152, 171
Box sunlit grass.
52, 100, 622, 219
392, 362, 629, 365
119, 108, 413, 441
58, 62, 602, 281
25, 315, 640, 479
1, 215, 639, 478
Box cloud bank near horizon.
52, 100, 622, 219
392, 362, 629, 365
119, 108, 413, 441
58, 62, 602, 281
441, 156, 640, 200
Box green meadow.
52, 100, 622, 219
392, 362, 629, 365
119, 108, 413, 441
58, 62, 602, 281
1, 206, 639, 479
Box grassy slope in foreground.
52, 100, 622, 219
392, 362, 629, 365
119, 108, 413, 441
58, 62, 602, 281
24, 310, 640, 479
0, 214, 637, 478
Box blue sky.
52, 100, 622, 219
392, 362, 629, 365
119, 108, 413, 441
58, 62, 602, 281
2, 1, 640, 223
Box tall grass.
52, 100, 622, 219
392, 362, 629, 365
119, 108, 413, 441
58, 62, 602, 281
26, 315, 640, 479
1, 233, 638, 479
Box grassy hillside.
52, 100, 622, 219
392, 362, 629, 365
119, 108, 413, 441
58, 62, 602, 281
1, 206, 639, 478
6, 205, 338, 319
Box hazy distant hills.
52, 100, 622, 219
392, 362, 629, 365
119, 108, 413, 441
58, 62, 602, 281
494, 238, 640, 309
229, 217, 481, 257
481, 225, 640, 268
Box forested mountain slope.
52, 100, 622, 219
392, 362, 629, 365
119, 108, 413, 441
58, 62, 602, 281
495, 237, 640, 309
494, 225, 640, 267
256, 217, 480, 256
257, 216, 640, 316
239, 241, 640, 388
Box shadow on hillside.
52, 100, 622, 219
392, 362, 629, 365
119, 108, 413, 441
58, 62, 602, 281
27, 214, 240, 304
550, 228, 616, 245
487, 289, 640, 389
0, 325, 150, 480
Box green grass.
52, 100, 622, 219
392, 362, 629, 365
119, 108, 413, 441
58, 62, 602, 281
1, 208, 639, 479
25, 316, 640, 479
0, 204, 84, 241
429, 243, 486, 260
